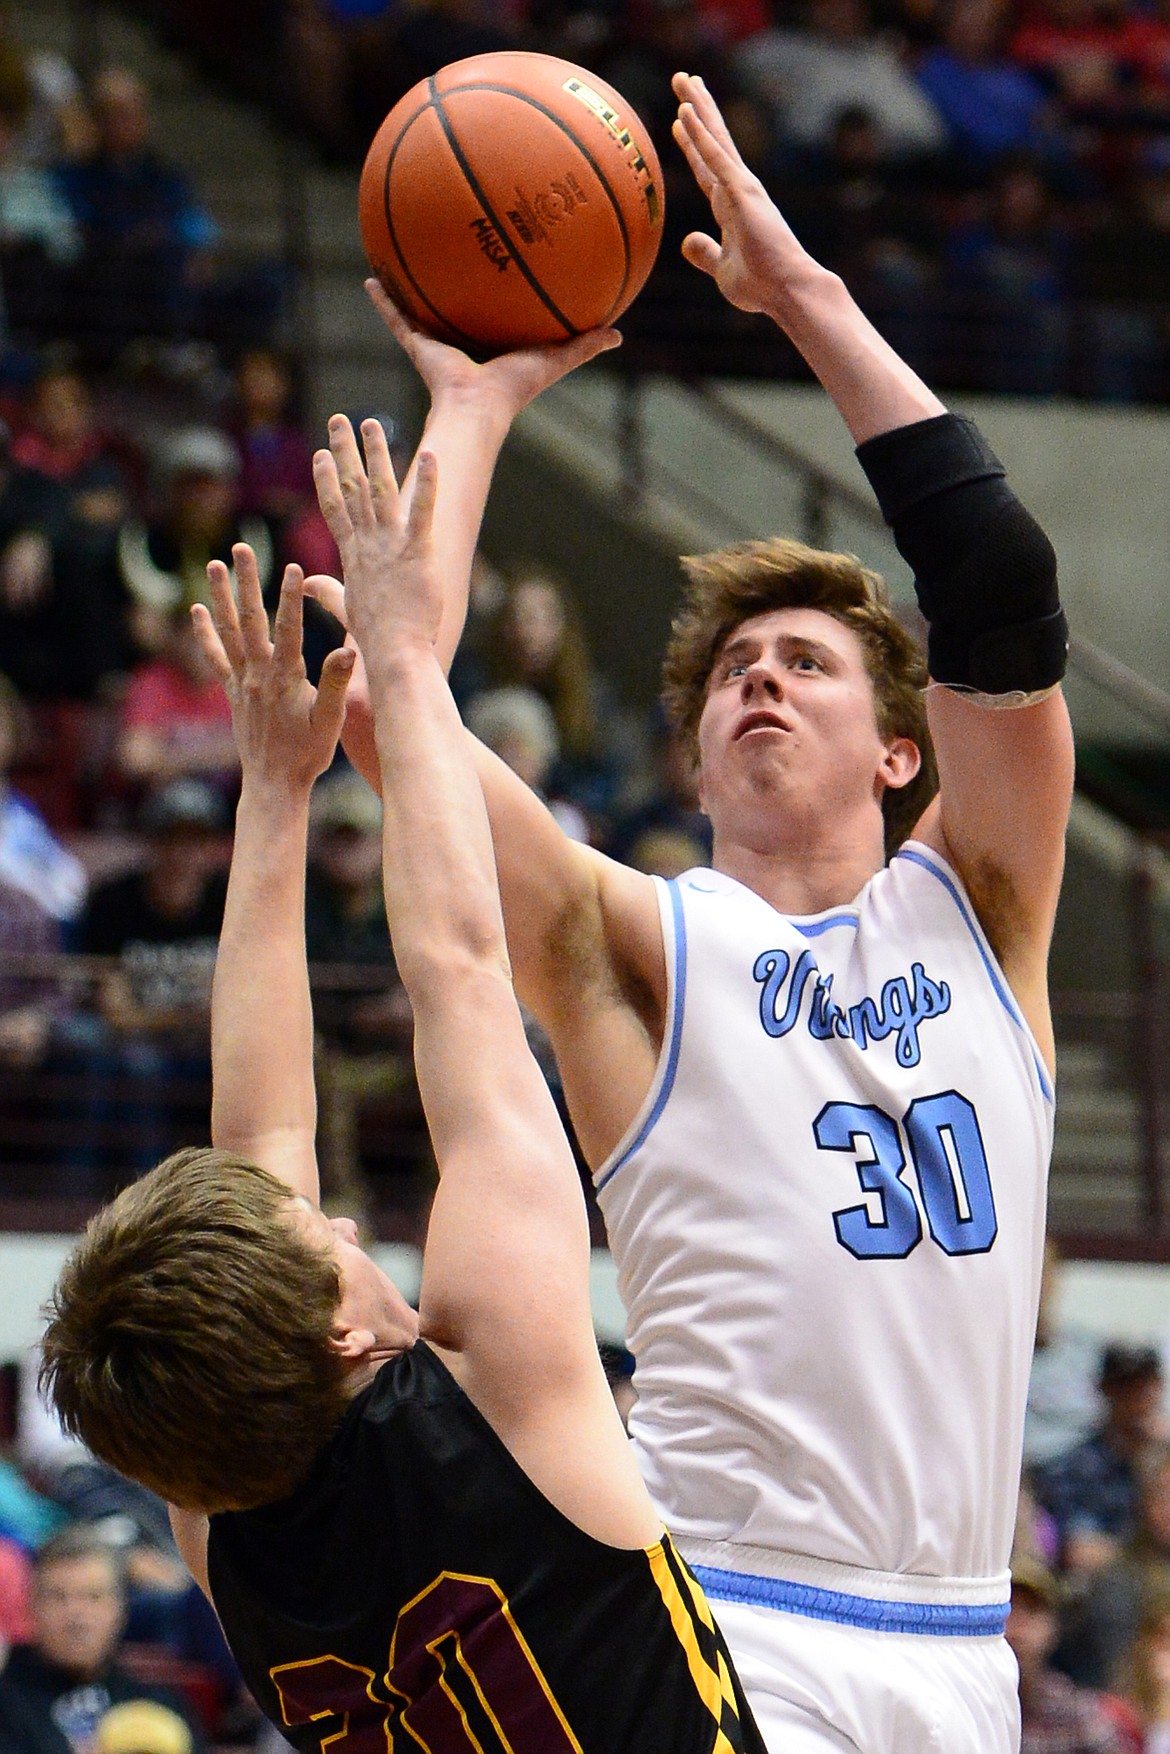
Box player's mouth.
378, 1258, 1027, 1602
734, 710, 791, 740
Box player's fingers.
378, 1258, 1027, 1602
676, 73, 741, 162
365, 278, 424, 352
189, 602, 233, 682
672, 116, 716, 200
675, 99, 741, 189
311, 644, 357, 741
558, 326, 623, 370
328, 413, 375, 526
302, 571, 349, 628
313, 446, 352, 545
233, 543, 272, 661
272, 563, 306, 669
205, 559, 246, 670
360, 418, 401, 524
680, 231, 723, 280
405, 449, 438, 549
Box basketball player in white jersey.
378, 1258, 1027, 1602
308, 72, 1073, 1754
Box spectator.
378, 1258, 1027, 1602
1025, 1238, 1106, 1469
1121, 1588, 1170, 1752
305, 770, 416, 1221
227, 346, 316, 527
79, 778, 228, 1030
915, 0, 1055, 171
1009, 0, 1139, 112
0, 674, 86, 923
56, 67, 217, 361
0, 76, 79, 341
0, 1525, 200, 1754
1061, 1446, 1170, 1688
0, 27, 91, 169
0, 1533, 32, 1642
0, 379, 132, 705
465, 685, 590, 841
0, 876, 62, 1071
608, 709, 712, 868
733, 0, 946, 159
96, 1700, 192, 1754
117, 425, 272, 655
114, 606, 238, 798
942, 154, 1072, 394
1008, 1554, 1129, 1754
1034, 1342, 1170, 1577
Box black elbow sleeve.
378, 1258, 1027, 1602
855, 414, 1068, 695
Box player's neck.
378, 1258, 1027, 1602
711, 829, 886, 916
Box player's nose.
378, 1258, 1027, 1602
741, 660, 782, 700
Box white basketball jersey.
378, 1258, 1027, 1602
596, 842, 1053, 1590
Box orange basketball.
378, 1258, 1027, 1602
358, 51, 664, 353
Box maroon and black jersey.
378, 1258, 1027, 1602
207, 1340, 764, 1754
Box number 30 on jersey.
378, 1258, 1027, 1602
815, 1088, 998, 1259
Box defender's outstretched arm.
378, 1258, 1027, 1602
192, 554, 354, 1200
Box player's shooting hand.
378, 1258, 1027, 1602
365, 277, 621, 419
672, 72, 817, 317
192, 547, 355, 793
313, 414, 441, 680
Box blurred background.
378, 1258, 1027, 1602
0, 0, 1167, 1748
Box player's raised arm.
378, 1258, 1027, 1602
673, 72, 1074, 1034
312, 418, 615, 1404
191, 552, 354, 1198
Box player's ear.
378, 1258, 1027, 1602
877, 736, 921, 793
328, 1322, 377, 1361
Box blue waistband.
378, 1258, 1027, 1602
692, 1564, 1009, 1638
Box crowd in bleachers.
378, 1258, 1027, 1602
134, 0, 1170, 394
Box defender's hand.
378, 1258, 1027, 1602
193, 548, 354, 791
313, 414, 441, 676
366, 278, 622, 420
672, 71, 817, 317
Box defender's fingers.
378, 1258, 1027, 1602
302, 571, 348, 628
205, 559, 246, 670
675, 99, 741, 188
672, 115, 716, 200
675, 73, 741, 161
190, 602, 233, 682
680, 231, 723, 279
313, 447, 351, 544
328, 413, 375, 526
232, 543, 272, 660
272, 563, 306, 668
360, 418, 401, 524
406, 450, 438, 548
311, 644, 357, 740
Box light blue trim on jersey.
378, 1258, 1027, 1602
596, 880, 687, 1193
894, 846, 1055, 1105
790, 912, 860, 940
691, 1564, 1009, 1637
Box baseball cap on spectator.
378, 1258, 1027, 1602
95, 1700, 193, 1754
138, 778, 231, 836
1099, 1342, 1163, 1390
156, 425, 239, 485
310, 771, 383, 837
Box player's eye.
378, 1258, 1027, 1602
792, 654, 825, 672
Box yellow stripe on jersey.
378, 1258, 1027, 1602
646, 1537, 743, 1754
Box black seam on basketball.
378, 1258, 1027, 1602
439, 80, 637, 322
379, 97, 484, 351
428, 76, 579, 338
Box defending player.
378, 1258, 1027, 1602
311, 73, 1074, 1754
39, 434, 765, 1753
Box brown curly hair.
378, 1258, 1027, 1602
661, 537, 937, 856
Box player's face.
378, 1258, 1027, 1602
696, 606, 915, 851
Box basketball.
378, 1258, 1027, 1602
358, 51, 665, 353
